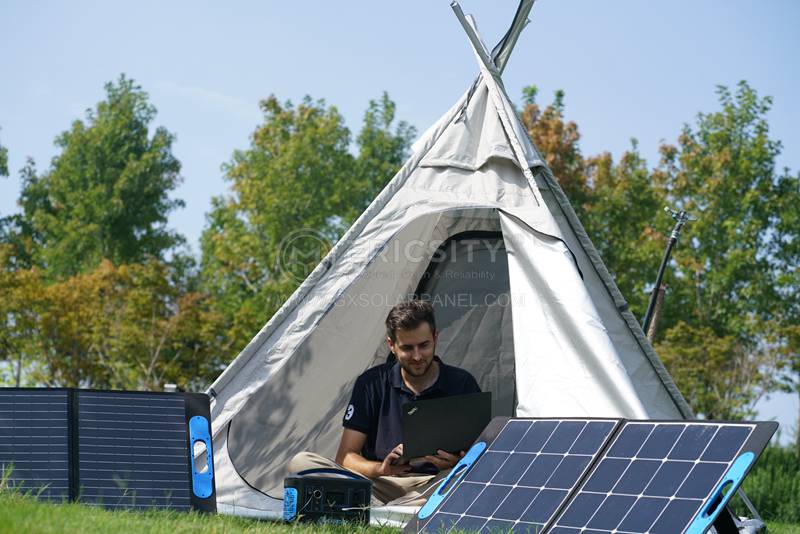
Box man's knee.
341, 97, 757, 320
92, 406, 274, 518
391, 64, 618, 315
287, 451, 319, 474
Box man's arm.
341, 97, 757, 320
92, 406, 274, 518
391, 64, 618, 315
335, 428, 410, 478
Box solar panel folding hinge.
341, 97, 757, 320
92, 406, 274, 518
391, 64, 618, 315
407, 417, 776, 534
0, 388, 216, 512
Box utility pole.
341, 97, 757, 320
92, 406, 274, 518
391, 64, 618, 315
642, 207, 694, 339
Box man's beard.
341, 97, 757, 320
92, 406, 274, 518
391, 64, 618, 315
400, 351, 435, 378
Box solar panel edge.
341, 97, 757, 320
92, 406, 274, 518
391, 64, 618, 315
0, 387, 215, 514
546, 419, 779, 534
408, 417, 623, 534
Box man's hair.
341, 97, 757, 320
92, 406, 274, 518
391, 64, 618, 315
385, 300, 436, 342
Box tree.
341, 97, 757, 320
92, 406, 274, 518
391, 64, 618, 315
14, 75, 183, 278
0, 255, 223, 390
520, 88, 667, 316
652, 82, 799, 419
200, 93, 414, 355
520, 82, 799, 421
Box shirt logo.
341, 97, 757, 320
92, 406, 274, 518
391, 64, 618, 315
407, 407, 418, 415
345, 404, 354, 421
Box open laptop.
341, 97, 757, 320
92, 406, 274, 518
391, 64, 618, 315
398, 391, 492, 463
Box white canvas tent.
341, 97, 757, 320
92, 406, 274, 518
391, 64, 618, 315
205, 0, 701, 524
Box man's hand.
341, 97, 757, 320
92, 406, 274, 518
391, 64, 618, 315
374, 444, 412, 477
423, 449, 464, 471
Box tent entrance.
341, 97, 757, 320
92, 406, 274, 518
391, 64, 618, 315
412, 230, 516, 417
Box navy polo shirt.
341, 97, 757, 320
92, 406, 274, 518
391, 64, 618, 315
342, 356, 481, 472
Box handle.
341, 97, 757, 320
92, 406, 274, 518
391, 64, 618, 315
686, 451, 755, 534
188, 415, 214, 499
418, 441, 487, 520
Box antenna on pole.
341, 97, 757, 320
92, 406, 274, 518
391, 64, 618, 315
642, 207, 695, 340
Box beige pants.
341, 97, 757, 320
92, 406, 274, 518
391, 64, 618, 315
288, 451, 443, 507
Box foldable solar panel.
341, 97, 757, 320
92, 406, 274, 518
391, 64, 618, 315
0, 389, 70, 502
407, 417, 776, 534
0, 388, 215, 512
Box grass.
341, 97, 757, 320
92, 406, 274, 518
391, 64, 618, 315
0, 492, 799, 534
0, 492, 399, 534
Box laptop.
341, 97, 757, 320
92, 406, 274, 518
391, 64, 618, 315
398, 391, 492, 463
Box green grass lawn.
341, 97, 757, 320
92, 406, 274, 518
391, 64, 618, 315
1, 493, 798, 534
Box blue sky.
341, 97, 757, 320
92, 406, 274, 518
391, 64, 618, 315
1, 1, 798, 441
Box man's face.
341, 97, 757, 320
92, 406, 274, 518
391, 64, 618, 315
388, 322, 437, 378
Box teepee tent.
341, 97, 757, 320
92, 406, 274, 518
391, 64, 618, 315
205, 0, 700, 522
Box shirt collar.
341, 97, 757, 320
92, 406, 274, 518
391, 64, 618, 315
391, 355, 445, 395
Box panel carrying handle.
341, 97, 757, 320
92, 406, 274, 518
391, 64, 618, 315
188, 415, 214, 499
686, 452, 755, 534
418, 441, 487, 520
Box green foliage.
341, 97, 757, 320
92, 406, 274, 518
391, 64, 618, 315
14, 74, 184, 278
732, 446, 800, 522
0, 128, 8, 177
0, 76, 225, 390
521, 82, 799, 422
0, 250, 223, 389
653, 82, 798, 420
200, 93, 414, 355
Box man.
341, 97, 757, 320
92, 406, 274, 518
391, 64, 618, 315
288, 300, 481, 505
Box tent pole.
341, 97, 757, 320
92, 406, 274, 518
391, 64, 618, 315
450, 2, 500, 76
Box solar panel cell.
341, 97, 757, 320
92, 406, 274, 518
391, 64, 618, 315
582, 458, 629, 492
637, 424, 683, 458
466, 485, 510, 517
440, 481, 483, 514
649, 499, 703, 534
668, 424, 717, 460
617, 496, 668, 532
557, 492, 606, 527
613, 459, 661, 494
518, 454, 562, 487
546, 455, 591, 489
542, 421, 585, 454
489, 420, 531, 451
520, 488, 567, 523
465, 451, 508, 483
643, 460, 693, 496
516, 420, 558, 452
701, 426, 750, 462
586, 494, 637, 530
569, 421, 615, 455
420, 512, 459, 533
606, 423, 653, 457
493, 452, 535, 484
494, 487, 539, 520
676, 462, 728, 499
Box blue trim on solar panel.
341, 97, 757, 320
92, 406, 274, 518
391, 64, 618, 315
686, 451, 755, 534
189, 415, 214, 499
550, 421, 757, 534
418, 440, 486, 519
413, 418, 618, 534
